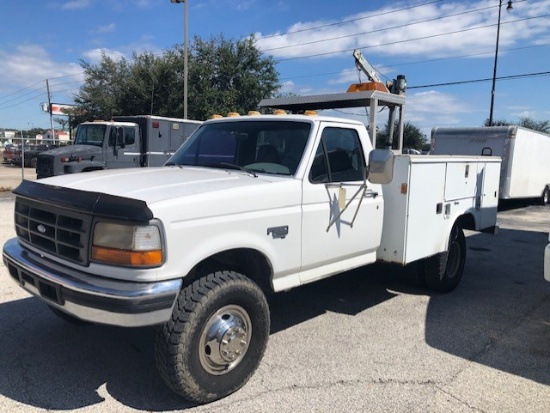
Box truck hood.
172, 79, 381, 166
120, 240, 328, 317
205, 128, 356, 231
38, 166, 298, 207
43, 144, 103, 159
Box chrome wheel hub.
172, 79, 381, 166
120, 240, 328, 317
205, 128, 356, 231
199, 305, 251, 375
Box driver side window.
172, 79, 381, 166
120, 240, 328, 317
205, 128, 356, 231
309, 127, 365, 183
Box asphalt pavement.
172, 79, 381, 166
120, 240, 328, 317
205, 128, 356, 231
0, 191, 549, 413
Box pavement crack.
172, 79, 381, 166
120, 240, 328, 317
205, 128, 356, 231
434, 384, 487, 413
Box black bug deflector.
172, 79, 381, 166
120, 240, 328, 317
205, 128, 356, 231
13, 180, 153, 222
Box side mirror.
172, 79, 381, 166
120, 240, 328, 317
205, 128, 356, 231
109, 128, 117, 147
117, 129, 126, 149
368, 149, 394, 184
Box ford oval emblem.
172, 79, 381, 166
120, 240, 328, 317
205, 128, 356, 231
37, 224, 47, 234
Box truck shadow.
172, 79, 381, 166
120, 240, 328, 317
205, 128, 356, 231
423, 228, 550, 386
0, 264, 416, 411
498, 198, 542, 211
0, 297, 189, 411
0, 229, 547, 410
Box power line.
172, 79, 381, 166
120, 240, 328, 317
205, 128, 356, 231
256, 0, 446, 41
0, 90, 47, 112
408, 70, 550, 90
278, 43, 550, 82
262, 3, 495, 53
275, 14, 548, 62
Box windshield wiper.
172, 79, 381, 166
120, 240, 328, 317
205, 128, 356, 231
210, 162, 258, 178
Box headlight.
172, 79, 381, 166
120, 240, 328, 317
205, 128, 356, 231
92, 222, 164, 267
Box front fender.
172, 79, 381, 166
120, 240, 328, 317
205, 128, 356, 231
162, 212, 302, 290
66, 161, 106, 174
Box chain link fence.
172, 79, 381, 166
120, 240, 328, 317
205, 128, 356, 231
0, 163, 36, 192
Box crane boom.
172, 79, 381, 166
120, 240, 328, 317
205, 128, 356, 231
353, 49, 383, 84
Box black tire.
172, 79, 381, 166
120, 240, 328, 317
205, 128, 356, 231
48, 306, 89, 325
541, 187, 549, 206
155, 271, 270, 404
422, 224, 466, 293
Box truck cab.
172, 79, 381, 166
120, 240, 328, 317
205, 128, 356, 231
36, 120, 141, 178
36, 116, 202, 178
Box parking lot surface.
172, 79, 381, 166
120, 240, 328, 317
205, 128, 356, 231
0, 187, 549, 412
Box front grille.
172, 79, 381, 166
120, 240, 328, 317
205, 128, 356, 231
15, 197, 93, 264
36, 155, 54, 178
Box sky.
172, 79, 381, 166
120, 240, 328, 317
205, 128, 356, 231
0, 0, 549, 140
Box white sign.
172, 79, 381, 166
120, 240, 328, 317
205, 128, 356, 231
41, 103, 75, 115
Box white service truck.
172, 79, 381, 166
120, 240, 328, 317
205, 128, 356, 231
430, 126, 550, 204
36, 115, 202, 179
3, 85, 501, 404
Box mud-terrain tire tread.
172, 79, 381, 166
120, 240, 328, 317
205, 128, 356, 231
155, 270, 269, 404
422, 224, 466, 293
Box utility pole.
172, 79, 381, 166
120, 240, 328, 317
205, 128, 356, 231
170, 0, 189, 119
489, 0, 513, 126
46, 79, 56, 142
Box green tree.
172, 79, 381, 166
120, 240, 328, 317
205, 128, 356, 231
187, 34, 278, 119
517, 117, 550, 134
73, 35, 279, 122
483, 117, 550, 134
376, 120, 427, 150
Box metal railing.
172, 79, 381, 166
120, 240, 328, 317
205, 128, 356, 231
0, 163, 36, 191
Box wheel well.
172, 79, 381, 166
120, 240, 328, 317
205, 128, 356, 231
185, 249, 273, 293
456, 213, 476, 231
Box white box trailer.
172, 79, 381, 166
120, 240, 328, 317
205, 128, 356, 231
430, 126, 550, 204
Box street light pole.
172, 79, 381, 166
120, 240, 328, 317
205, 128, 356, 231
170, 0, 188, 119
489, 0, 512, 126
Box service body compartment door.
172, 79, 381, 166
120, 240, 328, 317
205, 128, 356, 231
377, 156, 448, 265
444, 162, 477, 201
378, 156, 500, 266
477, 161, 500, 229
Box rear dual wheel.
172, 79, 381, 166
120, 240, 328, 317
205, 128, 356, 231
420, 223, 466, 293
541, 187, 549, 206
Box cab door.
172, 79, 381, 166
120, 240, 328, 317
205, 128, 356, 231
106, 126, 140, 168
300, 124, 384, 283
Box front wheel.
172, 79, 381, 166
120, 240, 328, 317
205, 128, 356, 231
155, 271, 270, 404
421, 224, 466, 293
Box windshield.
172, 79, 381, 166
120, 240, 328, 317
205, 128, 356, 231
74, 124, 107, 146
167, 120, 311, 176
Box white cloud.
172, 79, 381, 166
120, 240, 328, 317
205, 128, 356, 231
0, 44, 83, 88
82, 48, 126, 63
328, 69, 359, 85
255, 0, 550, 61
61, 0, 90, 10
95, 23, 116, 34
407, 90, 472, 135
279, 80, 295, 93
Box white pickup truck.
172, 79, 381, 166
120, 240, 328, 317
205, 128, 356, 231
2, 88, 501, 404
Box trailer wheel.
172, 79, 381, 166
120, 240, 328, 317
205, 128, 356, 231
541, 187, 549, 205
422, 224, 466, 293
155, 270, 270, 404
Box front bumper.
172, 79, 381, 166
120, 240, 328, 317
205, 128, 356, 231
2, 238, 182, 327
